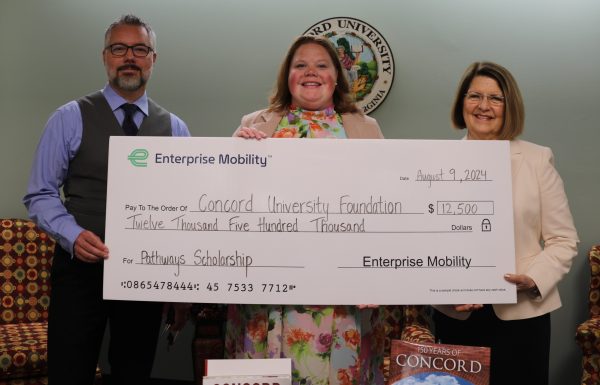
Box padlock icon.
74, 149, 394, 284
481, 219, 492, 232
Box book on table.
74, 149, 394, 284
389, 340, 490, 385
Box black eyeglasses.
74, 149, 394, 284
105, 43, 153, 57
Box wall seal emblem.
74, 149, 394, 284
304, 17, 394, 114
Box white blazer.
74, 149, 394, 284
436, 139, 579, 321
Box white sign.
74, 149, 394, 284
104, 137, 516, 305
206, 358, 291, 376
203, 358, 291, 385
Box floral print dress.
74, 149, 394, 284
271, 105, 347, 139
225, 106, 386, 385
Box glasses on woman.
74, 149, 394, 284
105, 43, 153, 57
464, 92, 505, 106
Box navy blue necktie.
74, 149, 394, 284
120, 103, 138, 136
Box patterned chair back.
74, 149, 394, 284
588, 245, 600, 318
575, 245, 600, 385
0, 219, 54, 325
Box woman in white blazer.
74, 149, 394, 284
434, 62, 579, 385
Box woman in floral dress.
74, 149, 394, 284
227, 35, 386, 385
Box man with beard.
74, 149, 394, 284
23, 14, 189, 385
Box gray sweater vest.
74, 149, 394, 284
64, 91, 172, 239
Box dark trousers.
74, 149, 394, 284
48, 246, 163, 385
434, 305, 550, 385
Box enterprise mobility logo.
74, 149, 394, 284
128, 149, 149, 167
127, 149, 269, 168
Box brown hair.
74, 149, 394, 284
268, 35, 360, 114
451, 61, 525, 140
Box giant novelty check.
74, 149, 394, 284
104, 137, 516, 305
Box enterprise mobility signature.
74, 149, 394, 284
132, 248, 473, 277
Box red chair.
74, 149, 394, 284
0, 219, 52, 384
0, 219, 101, 385
576, 245, 600, 385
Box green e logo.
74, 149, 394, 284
128, 149, 149, 167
